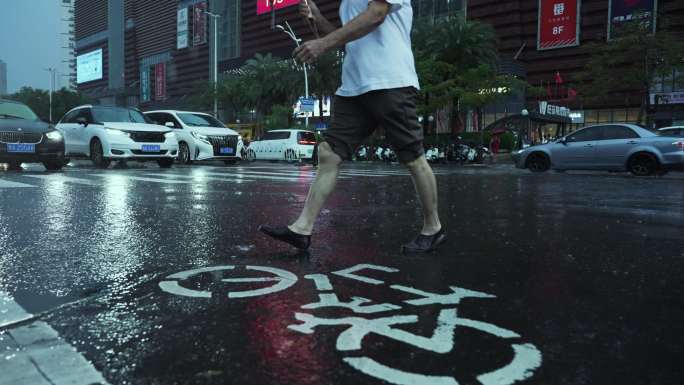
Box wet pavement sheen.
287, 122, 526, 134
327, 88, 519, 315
0, 162, 683, 385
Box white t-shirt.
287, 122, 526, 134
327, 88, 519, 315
336, 0, 420, 97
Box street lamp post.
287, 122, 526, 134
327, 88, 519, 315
43, 68, 56, 123
203, 10, 221, 117
276, 21, 310, 128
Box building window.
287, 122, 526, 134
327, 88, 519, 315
412, 0, 465, 20
216, 0, 240, 61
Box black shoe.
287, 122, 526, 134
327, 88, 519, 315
401, 228, 446, 254
258, 225, 311, 250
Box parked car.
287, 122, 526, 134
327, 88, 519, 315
658, 126, 684, 138
514, 124, 684, 176
0, 99, 67, 171
56, 105, 178, 169
245, 129, 317, 162
144, 110, 243, 165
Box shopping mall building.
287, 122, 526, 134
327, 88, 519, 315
74, 0, 684, 130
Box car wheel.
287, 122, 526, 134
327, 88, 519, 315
43, 160, 64, 171
178, 142, 192, 165
246, 149, 256, 162
628, 153, 658, 176
526, 152, 550, 173
157, 159, 174, 169
90, 139, 111, 169
224, 160, 237, 165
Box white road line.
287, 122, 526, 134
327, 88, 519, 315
144, 173, 256, 183
222, 170, 316, 178
97, 175, 196, 184
21, 174, 101, 186
0, 292, 110, 385
0, 179, 34, 189
202, 171, 311, 182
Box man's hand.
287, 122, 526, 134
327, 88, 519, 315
299, 0, 319, 20
294, 39, 330, 64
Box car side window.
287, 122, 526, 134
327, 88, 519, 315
61, 110, 78, 123
603, 125, 639, 140
566, 127, 601, 143
73, 109, 89, 124
162, 113, 182, 129
262, 132, 278, 141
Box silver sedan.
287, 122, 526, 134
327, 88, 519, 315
515, 124, 684, 176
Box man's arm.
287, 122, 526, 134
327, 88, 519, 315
300, 0, 336, 36
294, 0, 392, 64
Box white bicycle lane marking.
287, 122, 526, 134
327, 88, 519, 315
159, 264, 542, 385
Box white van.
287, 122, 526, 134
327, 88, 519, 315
246, 129, 317, 162
145, 110, 244, 165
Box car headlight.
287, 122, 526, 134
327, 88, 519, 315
165, 131, 176, 139
45, 130, 63, 141
191, 132, 209, 142
106, 128, 130, 137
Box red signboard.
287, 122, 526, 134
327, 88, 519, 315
193, 2, 208, 46
155, 63, 166, 101
257, 0, 299, 16
538, 0, 581, 50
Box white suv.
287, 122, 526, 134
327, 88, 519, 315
56, 105, 178, 168
246, 129, 317, 162
145, 110, 244, 165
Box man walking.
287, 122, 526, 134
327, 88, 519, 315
259, 0, 445, 253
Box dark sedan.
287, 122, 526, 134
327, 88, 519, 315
0, 99, 67, 171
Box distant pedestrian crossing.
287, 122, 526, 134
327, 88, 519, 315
0, 165, 455, 189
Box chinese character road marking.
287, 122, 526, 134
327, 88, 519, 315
344, 357, 460, 385
158, 265, 298, 299
302, 293, 401, 314
391, 285, 496, 306
331, 264, 399, 285
304, 274, 334, 291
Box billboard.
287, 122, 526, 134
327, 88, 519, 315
76, 49, 103, 84
177, 8, 189, 49
155, 63, 166, 101
537, 0, 581, 50
140, 67, 150, 102
257, 0, 299, 16
193, 2, 208, 46
608, 0, 657, 40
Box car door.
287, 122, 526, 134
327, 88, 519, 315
552, 126, 602, 169
74, 108, 95, 154
275, 131, 291, 159
594, 125, 640, 169
57, 110, 80, 155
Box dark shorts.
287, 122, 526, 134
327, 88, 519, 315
323, 87, 425, 163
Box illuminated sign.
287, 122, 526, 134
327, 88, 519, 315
537, 0, 581, 50
76, 49, 103, 84
257, 0, 299, 16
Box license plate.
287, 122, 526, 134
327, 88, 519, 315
7, 143, 35, 153
220, 147, 234, 154
142, 145, 161, 152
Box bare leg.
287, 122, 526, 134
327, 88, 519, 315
404, 155, 442, 235
289, 142, 342, 235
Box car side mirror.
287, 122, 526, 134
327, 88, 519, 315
559, 138, 567, 145
76, 117, 88, 127
165, 122, 175, 128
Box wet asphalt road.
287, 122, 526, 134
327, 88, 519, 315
0, 160, 683, 385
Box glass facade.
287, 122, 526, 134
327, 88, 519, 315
412, 0, 466, 20
216, 0, 241, 61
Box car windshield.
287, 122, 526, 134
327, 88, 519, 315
0, 101, 40, 121
92, 107, 149, 123
178, 113, 226, 128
